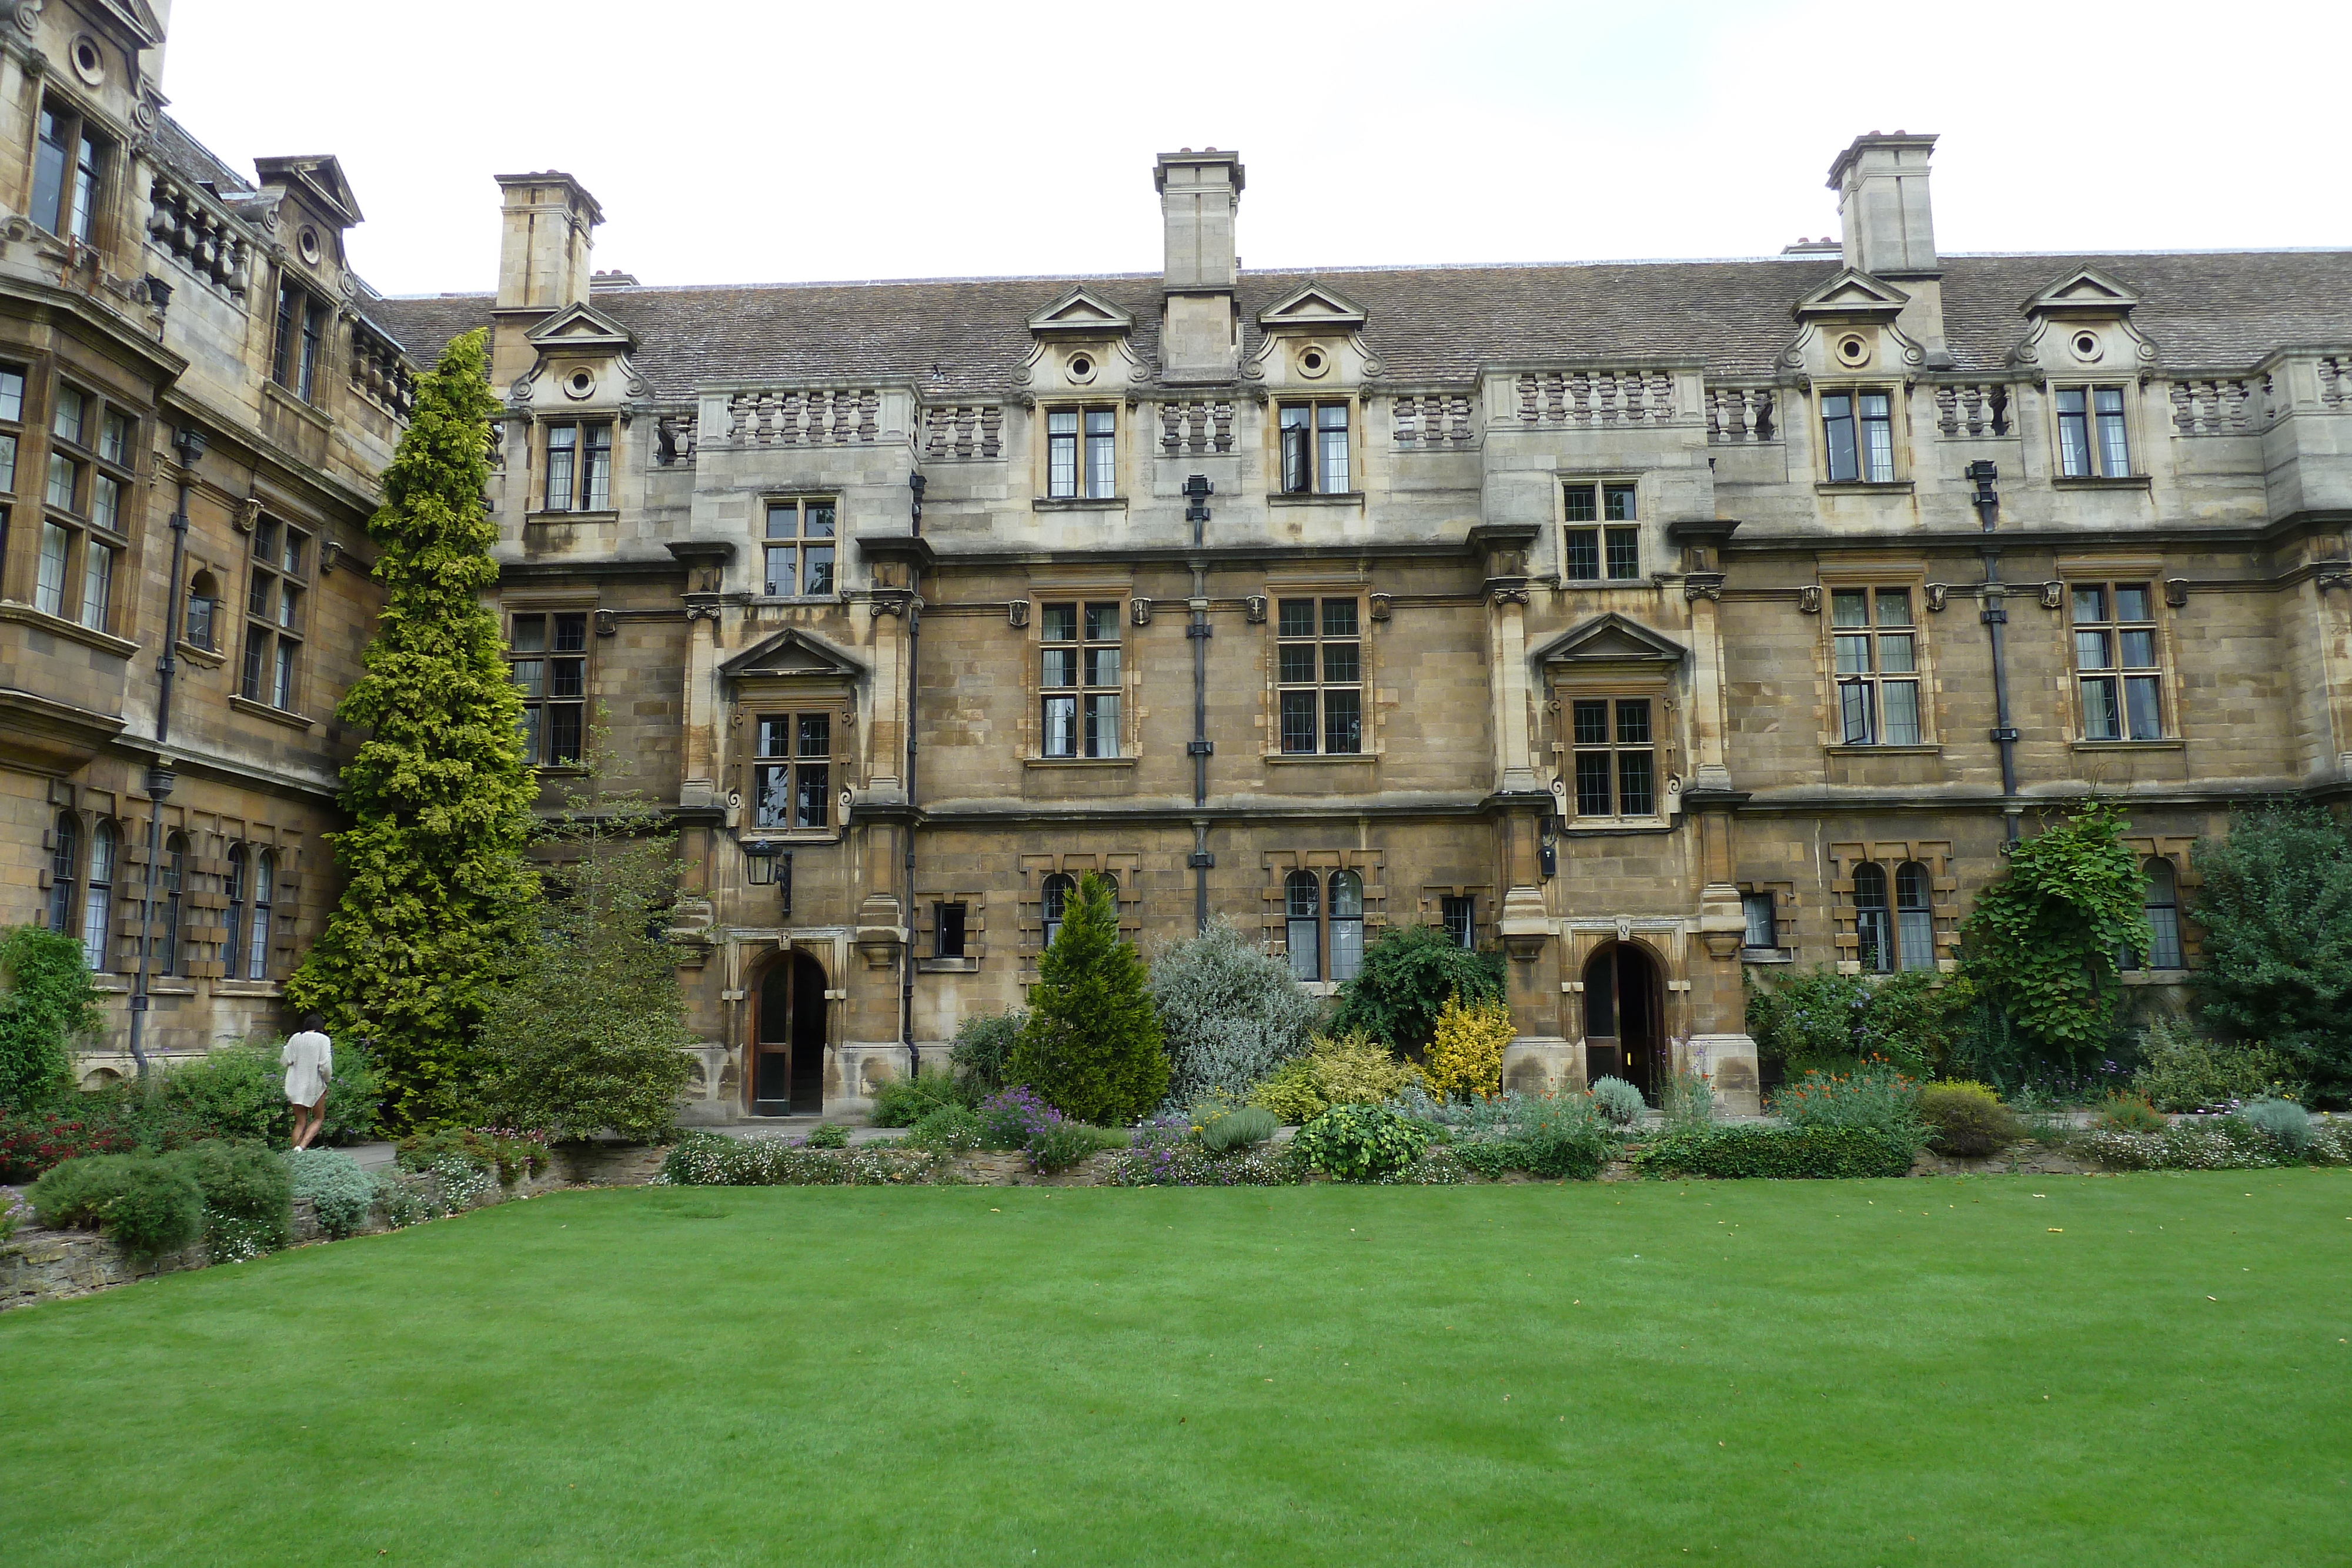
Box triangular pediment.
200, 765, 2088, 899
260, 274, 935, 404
253, 155, 363, 226
1792, 268, 1912, 322
524, 301, 639, 352
1257, 283, 1367, 330
719, 628, 867, 680
95, 0, 166, 48
1027, 286, 1135, 336
2022, 265, 2141, 316
1534, 613, 1688, 667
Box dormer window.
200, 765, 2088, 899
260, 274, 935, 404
1279, 402, 1349, 494
544, 421, 613, 511
2056, 386, 2130, 477
31, 101, 108, 243
1822, 390, 1894, 483
1046, 406, 1115, 499
272, 280, 330, 403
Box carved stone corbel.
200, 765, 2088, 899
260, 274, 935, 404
1924, 583, 1950, 612
1130, 597, 1152, 627
1796, 585, 1821, 614
2040, 581, 2064, 610
1008, 599, 1030, 628
235, 497, 260, 533
1682, 572, 1725, 603
1368, 592, 1392, 621
1245, 596, 1267, 624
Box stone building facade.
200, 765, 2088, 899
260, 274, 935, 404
8, 2, 2350, 1120
0, 1, 410, 1083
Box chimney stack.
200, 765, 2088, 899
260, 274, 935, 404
490, 171, 603, 386
1156, 148, 1244, 383
1828, 132, 1949, 364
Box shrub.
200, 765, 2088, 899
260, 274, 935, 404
804, 1122, 850, 1149
1247, 1032, 1423, 1124
1658, 1071, 1716, 1132
1916, 1082, 2023, 1157
171, 1140, 293, 1259
286, 1148, 373, 1238
1394, 1088, 1615, 1179
1103, 1139, 1295, 1186
1769, 1066, 1921, 1137
869, 1071, 969, 1128
1328, 924, 1506, 1057
159, 1047, 285, 1145
977, 1087, 1062, 1151
2189, 804, 2352, 1101
1293, 1104, 1431, 1182
0, 925, 99, 1112
395, 1128, 547, 1184
950, 1009, 1026, 1097
2242, 1096, 2311, 1152
1025, 1119, 1101, 1174
0, 1104, 143, 1182
1008, 874, 1168, 1124
2130, 1016, 2305, 1112
1636, 1125, 1919, 1179
315, 1039, 385, 1146
659, 1129, 953, 1186
1150, 917, 1325, 1108
0, 1188, 28, 1242
30, 1152, 205, 1254
370, 1169, 437, 1228
903, 1104, 983, 1154
1421, 994, 1512, 1101
2094, 1093, 2167, 1134
1200, 1105, 1277, 1154
1588, 1076, 1644, 1127
1745, 966, 1978, 1080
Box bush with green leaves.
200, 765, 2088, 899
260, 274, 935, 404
659, 1129, 954, 1186
0, 925, 99, 1112
1328, 923, 1506, 1057
172, 1139, 293, 1260
1743, 965, 1977, 1081
1248, 1032, 1424, 1124
286, 1148, 373, 1238
395, 1127, 547, 1184
1635, 1125, 1919, 1179
903, 1104, 983, 1154
1915, 1082, 2023, 1157
1292, 1103, 1431, 1182
1149, 917, 1325, 1108
949, 1009, 1026, 1097
2241, 1097, 2311, 1152
2189, 804, 2352, 1101
1007, 874, 1168, 1124
804, 1122, 850, 1150
869, 1070, 970, 1128
1391, 1086, 1615, 1179
2130, 1016, 2304, 1112
1658, 1071, 1715, 1132
1199, 1105, 1277, 1154
1768, 1066, 1922, 1141
2094, 1094, 2167, 1134
29, 1152, 205, 1255
1588, 1076, 1644, 1127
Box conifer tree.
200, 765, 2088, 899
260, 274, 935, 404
1008, 872, 1168, 1123
285, 329, 537, 1131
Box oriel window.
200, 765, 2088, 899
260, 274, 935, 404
1822, 390, 1894, 483
1275, 597, 1362, 755
1279, 402, 1351, 494
1040, 601, 1121, 758
509, 610, 589, 765
543, 421, 613, 511
31, 102, 109, 243
763, 499, 837, 597
1563, 483, 1640, 581
2057, 386, 2130, 477
1569, 697, 1657, 818
0, 362, 24, 496
1045, 407, 1116, 499
242, 516, 310, 711
753, 713, 832, 831
2071, 582, 2164, 740
1832, 588, 1922, 746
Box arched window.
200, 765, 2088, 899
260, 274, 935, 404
248, 850, 274, 980
159, 832, 188, 975
1040, 872, 1075, 951
1328, 871, 1365, 982
46, 811, 78, 937
81, 820, 114, 971
1285, 870, 1322, 982
222, 845, 248, 979
1895, 861, 1935, 971
2143, 856, 2183, 970
1853, 861, 1892, 973
186, 569, 221, 651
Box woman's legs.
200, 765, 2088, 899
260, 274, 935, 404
290, 1092, 327, 1149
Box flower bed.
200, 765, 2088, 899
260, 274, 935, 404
1634, 1125, 1921, 1180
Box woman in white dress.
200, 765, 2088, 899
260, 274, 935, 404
281, 1013, 334, 1151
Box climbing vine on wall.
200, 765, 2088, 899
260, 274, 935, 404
1958, 800, 2148, 1060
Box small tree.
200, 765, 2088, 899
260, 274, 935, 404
476, 786, 696, 1144
1149, 917, 1324, 1108
286, 329, 539, 1131
1007, 873, 1167, 1123
2191, 803, 2352, 1099
1328, 923, 1505, 1057
1421, 994, 1513, 1101
1958, 800, 2147, 1064
0, 926, 99, 1111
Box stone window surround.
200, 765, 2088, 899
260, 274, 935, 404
55, 787, 306, 984
36, 371, 139, 634
526, 413, 618, 518
1735, 879, 1799, 962
1806, 378, 1910, 487
1816, 566, 1939, 752
2044, 378, 2147, 482
1034, 401, 1125, 504
28, 85, 122, 252
239, 509, 316, 717
731, 690, 853, 843
1548, 675, 1675, 828
1272, 397, 1355, 497
1825, 838, 1956, 974
503, 595, 595, 771
756, 493, 839, 600
1259, 848, 1385, 995
1416, 883, 1495, 951
1556, 473, 1645, 585
1260, 576, 1377, 763
2114, 835, 2200, 977
913, 889, 990, 971
1020, 576, 1137, 765
2053, 556, 2183, 747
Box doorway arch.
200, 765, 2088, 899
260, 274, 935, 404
1582, 941, 1666, 1102
751, 951, 828, 1116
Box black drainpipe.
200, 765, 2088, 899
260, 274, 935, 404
126, 424, 208, 1079
901, 473, 924, 1078
1968, 460, 2021, 845
1183, 475, 1214, 931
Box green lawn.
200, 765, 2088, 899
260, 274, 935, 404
4, 1172, 2348, 1567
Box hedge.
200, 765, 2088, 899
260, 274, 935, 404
1633, 1125, 1918, 1179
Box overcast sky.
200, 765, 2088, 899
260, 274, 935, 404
161, 0, 2346, 299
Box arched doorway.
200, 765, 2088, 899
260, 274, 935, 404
1582, 941, 1666, 1102
751, 951, 828, 1116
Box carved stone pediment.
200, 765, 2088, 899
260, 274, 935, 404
718, 628, 867, 682
1255, 282, 1368, 332
1790, 268, 1912, 323
1027, 286, 1135, 337
1533, 612, 1689, 668
524, 300, 639, 353
2020, 265, 2141, 317
2009, 265, 2159, 369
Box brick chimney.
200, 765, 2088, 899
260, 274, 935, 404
490, 172, 602, 385
1157, 148, 1244, 383
1828, 132, 1948, 364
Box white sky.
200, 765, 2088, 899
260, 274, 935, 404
160, 0, 2348, 299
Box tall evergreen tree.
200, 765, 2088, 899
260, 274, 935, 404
1008, 873, 1168, 1123
2191, 803, 2352, 1098
286, 329, 537, 1131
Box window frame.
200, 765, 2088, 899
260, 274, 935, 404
506, 607, 592, 766
1441, 894, 1477, 951
1828, 585, 1927, 748
1893, 860, 1936, 971
1853, 860, 1894, 974
1561, 480, 1642, 583
270, 275, 334, 406
1566, 694, 1662, 823
80, 817, 114, 972
539, 419, 616, 513
46, 809, 78, 937
1044, 404, 1118, 500
246, 848, 276, 981
240, 514, 313, 712
1740, 890, 1779, 952
750, 710, 836, 834
934, 901, 968, 960
1037, 600, 1124, 759
2119, 855, 2186, 973
1277, 400, 1353, 495
760, 496, 838, 599
31, 96, 112, 246
2054, 383, 2133, 479
1820, 386, 1897, 483
2068, 579, 2167, 742
1283, 868, 1367, 984
36, 377, 135, 633
1273, 594, 1364, 757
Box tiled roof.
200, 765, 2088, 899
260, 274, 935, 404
152, 112, 252, 195
366, 249, 2352, 398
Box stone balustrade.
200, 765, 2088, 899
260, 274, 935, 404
1391, 392, 1475, 446
2170, 376, 2263, 436
1933, 382, 2010, 437
347, 317, 416, 420
1158, 397, 1235, 455
725, 387, 883, 445
145, 168, 252, 296
1516, 368, 1678, 426
1703, 383, 1777, 442
920, 403, 1004, 460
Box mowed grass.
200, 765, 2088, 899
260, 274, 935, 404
4, 1172, 2348, 1567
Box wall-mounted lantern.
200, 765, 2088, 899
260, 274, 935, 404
743, 840, 793, 917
